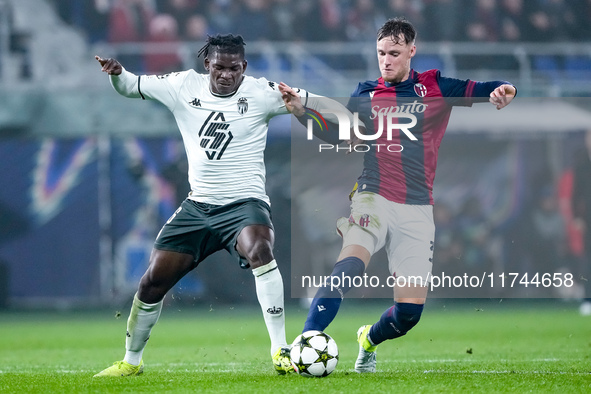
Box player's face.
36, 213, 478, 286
205, 51, 247, 95
377, 35, 416, 84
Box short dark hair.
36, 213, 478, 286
197, 34, 246, 59
377, 17, 416, 45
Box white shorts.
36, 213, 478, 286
337, 191, 435, 285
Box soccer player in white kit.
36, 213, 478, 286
93, 34, 352, 377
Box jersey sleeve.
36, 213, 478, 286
109, 68, 190, 111
261, 77, 358, 131
262, 79, 309, 118
436, 70, 513, 106
305, 93, 354, 123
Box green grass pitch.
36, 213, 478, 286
0, 300, 589, 393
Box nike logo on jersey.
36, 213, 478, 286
317, 305, 326, 312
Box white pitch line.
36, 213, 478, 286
380, 358, 562, 363
423, 370, 590, 375
2, 359, 587, 375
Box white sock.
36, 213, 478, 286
252, 260, 287, 355
123, 293, 163, 366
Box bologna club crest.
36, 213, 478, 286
414, 83, 427, 97
358, 214, 371, 228
237, 97, 248, 115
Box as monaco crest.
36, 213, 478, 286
237, 97, 248, 115
414, 83, 427, 97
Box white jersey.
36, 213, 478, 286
111, 69, 301, 206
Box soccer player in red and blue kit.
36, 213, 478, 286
300, 17, 516, 372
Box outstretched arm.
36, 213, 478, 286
278, 82, 336, 142
95, 55, 145, 99
278, 82, 363, 145
96, 55, 180, 108
489, 84, 516, 110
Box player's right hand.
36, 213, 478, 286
95, 56, 122, 76
278, 82, 305, 117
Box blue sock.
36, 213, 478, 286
368, 302, 424, 345
303, 256, 365, 332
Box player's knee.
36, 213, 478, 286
242, 238, 274, 268
137, 266, 174, 303
137, 275, 168, 304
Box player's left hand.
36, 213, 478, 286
278, 82, 305, 117
489, 84, 516, 110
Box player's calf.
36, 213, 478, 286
303, 256, 365, 332
369, 302, 424, 344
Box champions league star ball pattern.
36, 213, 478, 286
290, 330, 339, 377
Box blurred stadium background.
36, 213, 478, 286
0, 0, 590, 308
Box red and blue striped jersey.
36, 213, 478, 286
346, 69, 510, 205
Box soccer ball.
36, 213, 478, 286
290, 330, 339, 377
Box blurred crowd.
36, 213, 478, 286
52, 0, 591, 45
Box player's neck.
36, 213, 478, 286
383, 70, 410, 85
